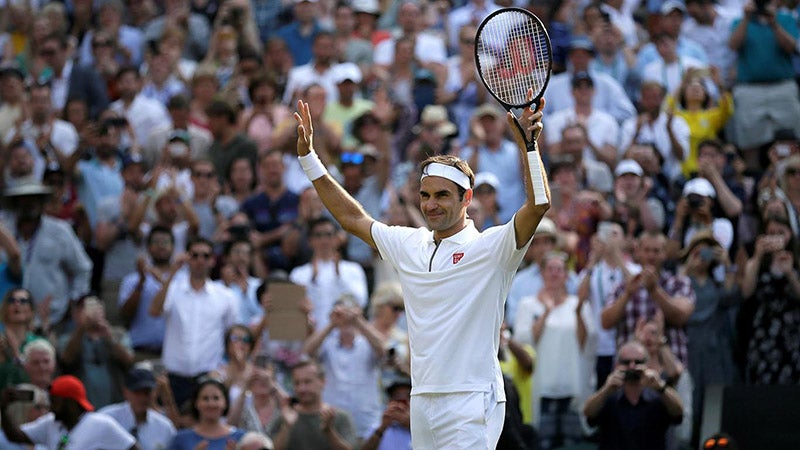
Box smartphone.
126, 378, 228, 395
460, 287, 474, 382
151, 361, 166, 376
8, 389, 35, 402
699, 247, 715, 262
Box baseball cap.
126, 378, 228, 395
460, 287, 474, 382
352, 0, 380, 15
332, 63, 362, 85
683, 177, 716, 198
50, 375, 94, 411
413, 105, 458, 137
384, 375, 412, 397
125, 367, 156, 391
614, 159, 643, 177
660, 0, 686, 15
0, 63, 25, 81
474, 172, 500, 191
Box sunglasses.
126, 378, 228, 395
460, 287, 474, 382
8, 296, 32, 305
229, 335, 253, 344
190, 251, 212, 260
341, 152, 365, 165
618, 358, 646, 365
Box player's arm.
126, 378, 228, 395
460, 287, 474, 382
294, 100, 377, 249
509, 97, 551, 249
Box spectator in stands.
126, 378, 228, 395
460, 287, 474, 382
242, 150, 300, 273
3, 180, 92, 326
99, 367, 177, 450
439, 23, 484, 145
620, 81, 690, 181
552, 123, 614, 194
544, 71, 619, 169
589, 19, 638, 100
283, 32, 346, 106
38, 32, 109, 120
140, 44, 187, 107
303, 296, 385, 439
741, 215, 800, 385
0, 289, 40, 389
519, 251, 594, 449
207, 99, 258, 184
236, 431, 274, 450
110, 66, 172, 148
641, 32, 707, 100
461, 104, 526, 222
729, 0, 800, 160
240, 74, 291, 153
508, 217, 579, 329
323, 64, 374, 148
143, 0, 211, 62
679, 231, 741, 445
4, 81, 79, 181
374, 1, 447, 70
117, 226, 175, 361
668, 177, 734, 259
0, 64, 25, 140
227, 366, 285, 438
603, 231, 696, 367
272, 359, 358, 450
149, 236, 238, 408
694, 139, 745, 221
130, 186, 200, 261
58, 295, 134, 409
682, 0, 737, 85
188, 66, 221, 131
1, 375, 137, 449
545, 35, 636, 123
213, 325, 258, 398
224, 157, 257, 207
636, 1, 708, 74
446, 0, 499, 53
169, 377, 245, 449
583, 341, 684, 450
275, 0, 323, 67
145, 94, 213, 170
361, 376, 412, 450
610, 159, 665, 236
77, 0, 144, 67
472, 172, 502, 231
579, 221, 636, 389
20, 340, 56, 392
219, 241, 262, 325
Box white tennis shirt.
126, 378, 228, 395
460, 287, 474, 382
371, 218, 531, 401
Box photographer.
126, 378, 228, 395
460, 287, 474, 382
583, 340, 684, 450
667, 177, 733, 260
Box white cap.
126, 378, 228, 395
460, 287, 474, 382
352, 0, 380, 14
332, 63, 362, 84
660, 0, 686, 14
683, 177, 716, 198
535, 217, 557, 236
474, 172, 500, 191
614, 159, 643, 177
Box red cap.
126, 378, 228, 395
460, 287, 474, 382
50, 375, 94, 412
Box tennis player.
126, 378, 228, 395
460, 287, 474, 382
293, 98, 550, 449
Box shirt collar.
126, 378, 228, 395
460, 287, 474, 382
430, 220, 479, 245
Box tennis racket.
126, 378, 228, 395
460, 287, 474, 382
475, 7, 552, 205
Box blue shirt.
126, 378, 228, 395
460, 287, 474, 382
168, 428, 245, 450
118, 272, 167, 348
275, 22, 322, 67
76, 158, 124, 229
241, 191, 300, 235
733, 13, 799, 82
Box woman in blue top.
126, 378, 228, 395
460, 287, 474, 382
169, 377, 245, 450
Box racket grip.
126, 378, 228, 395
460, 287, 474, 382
527, 150, 549, 206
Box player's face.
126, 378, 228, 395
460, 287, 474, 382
419, 176, 470, 238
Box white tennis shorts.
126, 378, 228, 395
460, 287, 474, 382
410, 389, 505, 450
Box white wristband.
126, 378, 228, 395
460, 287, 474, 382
298, 152, 327, 181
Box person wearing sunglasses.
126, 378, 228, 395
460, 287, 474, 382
583, 340, 684, 450
0, 289, 41, 389
149, 236, 238, 410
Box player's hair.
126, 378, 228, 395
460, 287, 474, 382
419, 155, 475, 200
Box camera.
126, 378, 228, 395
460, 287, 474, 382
7, 388, 34, 402
699, 247, 715, 263
624, 369, 643, 382
228, 224, 250, 241
687, 194, 703, 209
754, 0, 769, 15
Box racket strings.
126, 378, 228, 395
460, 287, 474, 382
476, 10, 551, 107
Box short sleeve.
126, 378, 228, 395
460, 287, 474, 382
20, 412, 55, 445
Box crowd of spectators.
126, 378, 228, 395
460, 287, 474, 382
0, 0, 798, 448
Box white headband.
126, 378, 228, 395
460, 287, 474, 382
421, 162, 472, 190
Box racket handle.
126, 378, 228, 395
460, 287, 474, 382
527, 150, 549, 206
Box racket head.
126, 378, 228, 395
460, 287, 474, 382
474, 7, 553, 110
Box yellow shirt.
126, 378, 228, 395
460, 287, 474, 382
499, 344, 536, 424
667, 93, 734, 177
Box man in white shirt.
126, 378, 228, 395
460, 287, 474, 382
682, 0, 736, 85
283, 32, 348, 106
1, 375, 139, 449
99, 368, 177, 450
446, 0, 499, 52
372, 1, 447, 67
292, 94, 550, 449
149, 236, 238, 408
110, 67, 172, 146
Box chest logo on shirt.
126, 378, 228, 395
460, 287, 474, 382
452, 252, 464, 264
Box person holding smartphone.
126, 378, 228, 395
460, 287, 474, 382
583, 340, 684, 450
